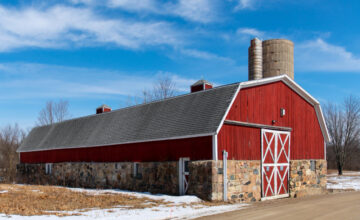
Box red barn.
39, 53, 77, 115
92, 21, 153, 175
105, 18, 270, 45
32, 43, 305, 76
17, 75, 329, 202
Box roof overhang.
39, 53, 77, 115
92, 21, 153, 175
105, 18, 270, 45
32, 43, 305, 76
217, 75, 331, 143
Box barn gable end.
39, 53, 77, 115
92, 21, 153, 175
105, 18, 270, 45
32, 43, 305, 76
217, 80, 325, 160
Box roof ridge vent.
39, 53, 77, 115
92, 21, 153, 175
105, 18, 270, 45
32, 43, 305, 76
96, 104, 111, 114
190, 79, 213, 93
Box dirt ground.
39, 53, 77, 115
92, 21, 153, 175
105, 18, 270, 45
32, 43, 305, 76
197, 191, 360, 220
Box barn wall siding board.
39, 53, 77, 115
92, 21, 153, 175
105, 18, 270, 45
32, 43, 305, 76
220, 81, 324, 160
20, 136, 213, 163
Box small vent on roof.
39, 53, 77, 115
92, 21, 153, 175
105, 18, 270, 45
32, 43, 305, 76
96, 104, 111, 114
190, 80, 213, 93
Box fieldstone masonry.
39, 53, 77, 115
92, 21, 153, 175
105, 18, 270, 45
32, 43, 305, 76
17, 159, 326, 202
289, 159, 327, 198
17, 162, 179, 195
210, 160, 261, 202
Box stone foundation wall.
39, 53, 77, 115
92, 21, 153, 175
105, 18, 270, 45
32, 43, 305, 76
16, 159, 327, 202
17, 162, 179, 195
289, 159, 327, 198
187, 160, 214, 201
211, 160, 261, 202
187, 159, 326, 202
187, 160, 261, 202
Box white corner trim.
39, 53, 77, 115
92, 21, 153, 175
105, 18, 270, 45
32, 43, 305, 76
212, 134, 218, 161
215, 84, 241, 134
315, 105, 331, 143
324, 140, 327, 160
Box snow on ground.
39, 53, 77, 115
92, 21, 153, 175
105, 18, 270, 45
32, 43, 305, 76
327, 171, 360, 191
0, 187, 247, 220
0, 204, 245, 220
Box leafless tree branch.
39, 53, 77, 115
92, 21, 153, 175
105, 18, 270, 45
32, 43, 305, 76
324, 95, 360, 175
37, 100, 70, 126
0, 124, 25, 182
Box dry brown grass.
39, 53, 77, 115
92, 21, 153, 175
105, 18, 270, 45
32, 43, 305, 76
0, 184, 223, 217
0, 184, 170, 216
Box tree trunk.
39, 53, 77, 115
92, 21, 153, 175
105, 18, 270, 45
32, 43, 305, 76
337, 162, 343, 175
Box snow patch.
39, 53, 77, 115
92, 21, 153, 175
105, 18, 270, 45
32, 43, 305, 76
0, 186, 247, 219
327, 171, 360, 191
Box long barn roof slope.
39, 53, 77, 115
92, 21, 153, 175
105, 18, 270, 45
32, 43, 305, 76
18, 83, 240, 152
18, 75, 330, 153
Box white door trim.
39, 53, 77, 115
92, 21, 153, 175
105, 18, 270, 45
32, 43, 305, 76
261, 129, 291, 198
179, 157, 190, 195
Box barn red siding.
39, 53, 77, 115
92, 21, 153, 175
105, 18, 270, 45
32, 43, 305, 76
218, 81, 324, 160
218, 124, 260, 160
191, 85, 204, 93
205, 84, 213, 90
20, 136, 213, 163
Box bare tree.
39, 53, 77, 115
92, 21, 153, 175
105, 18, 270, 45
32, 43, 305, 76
142, 76, 177, 103
152, 76, 176, 101
37, 100, 70, 126
0, 124, 25, 182
324, 96, 360, 175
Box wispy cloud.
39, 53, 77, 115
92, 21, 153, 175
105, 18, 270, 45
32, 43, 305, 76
233, 0, 257, 10
296, 38, 360, 72
0, 62, 198, 100
179, 48, 234, 63
71, 0, 218, 23
0, 5, 183, 52
236, 28, 265, 38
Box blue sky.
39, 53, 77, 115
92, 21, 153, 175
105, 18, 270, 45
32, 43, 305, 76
1, 0, 360, 129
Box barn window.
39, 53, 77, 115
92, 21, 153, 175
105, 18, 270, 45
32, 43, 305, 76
45, 163, 52, 175
133, 163, 140, 178
310, 160, 316, 171
184, 160, 189, 173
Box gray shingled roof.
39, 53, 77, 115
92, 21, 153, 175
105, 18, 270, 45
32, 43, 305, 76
18, 83, 240, 152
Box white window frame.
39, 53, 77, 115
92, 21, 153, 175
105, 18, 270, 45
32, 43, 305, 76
45, 163, 52, 175
133, 162, 139, 178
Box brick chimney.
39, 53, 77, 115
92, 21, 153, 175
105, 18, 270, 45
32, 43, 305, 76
96, 104, 111, 114
190, 80, 213, 93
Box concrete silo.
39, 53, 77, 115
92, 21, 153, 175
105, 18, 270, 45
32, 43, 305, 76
248, 38, 294, 80
248, 38, 263, 80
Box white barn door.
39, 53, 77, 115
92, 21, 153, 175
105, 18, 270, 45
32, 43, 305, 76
261, 129, 290, 199
179, 157, 190, 195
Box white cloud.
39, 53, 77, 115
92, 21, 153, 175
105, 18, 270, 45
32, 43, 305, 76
0, 5, 183, 52
0, 62, 198, 100
296, 38, 360, 72
170, 0, 217, 23
234, 0, 256, 10
74, 0, 217, 23
179, 48, 234, 63
107, 0, 158, 12
236, 28, 265, 38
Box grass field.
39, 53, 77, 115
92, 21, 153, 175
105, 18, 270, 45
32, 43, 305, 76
0, 184, 243, 219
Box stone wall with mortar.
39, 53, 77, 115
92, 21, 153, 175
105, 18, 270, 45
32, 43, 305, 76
210, 160, 262, 202
187, 160, 262, 202
17, 162, 179, 195
289, 159, 327, 198
16, 159, 326, 202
